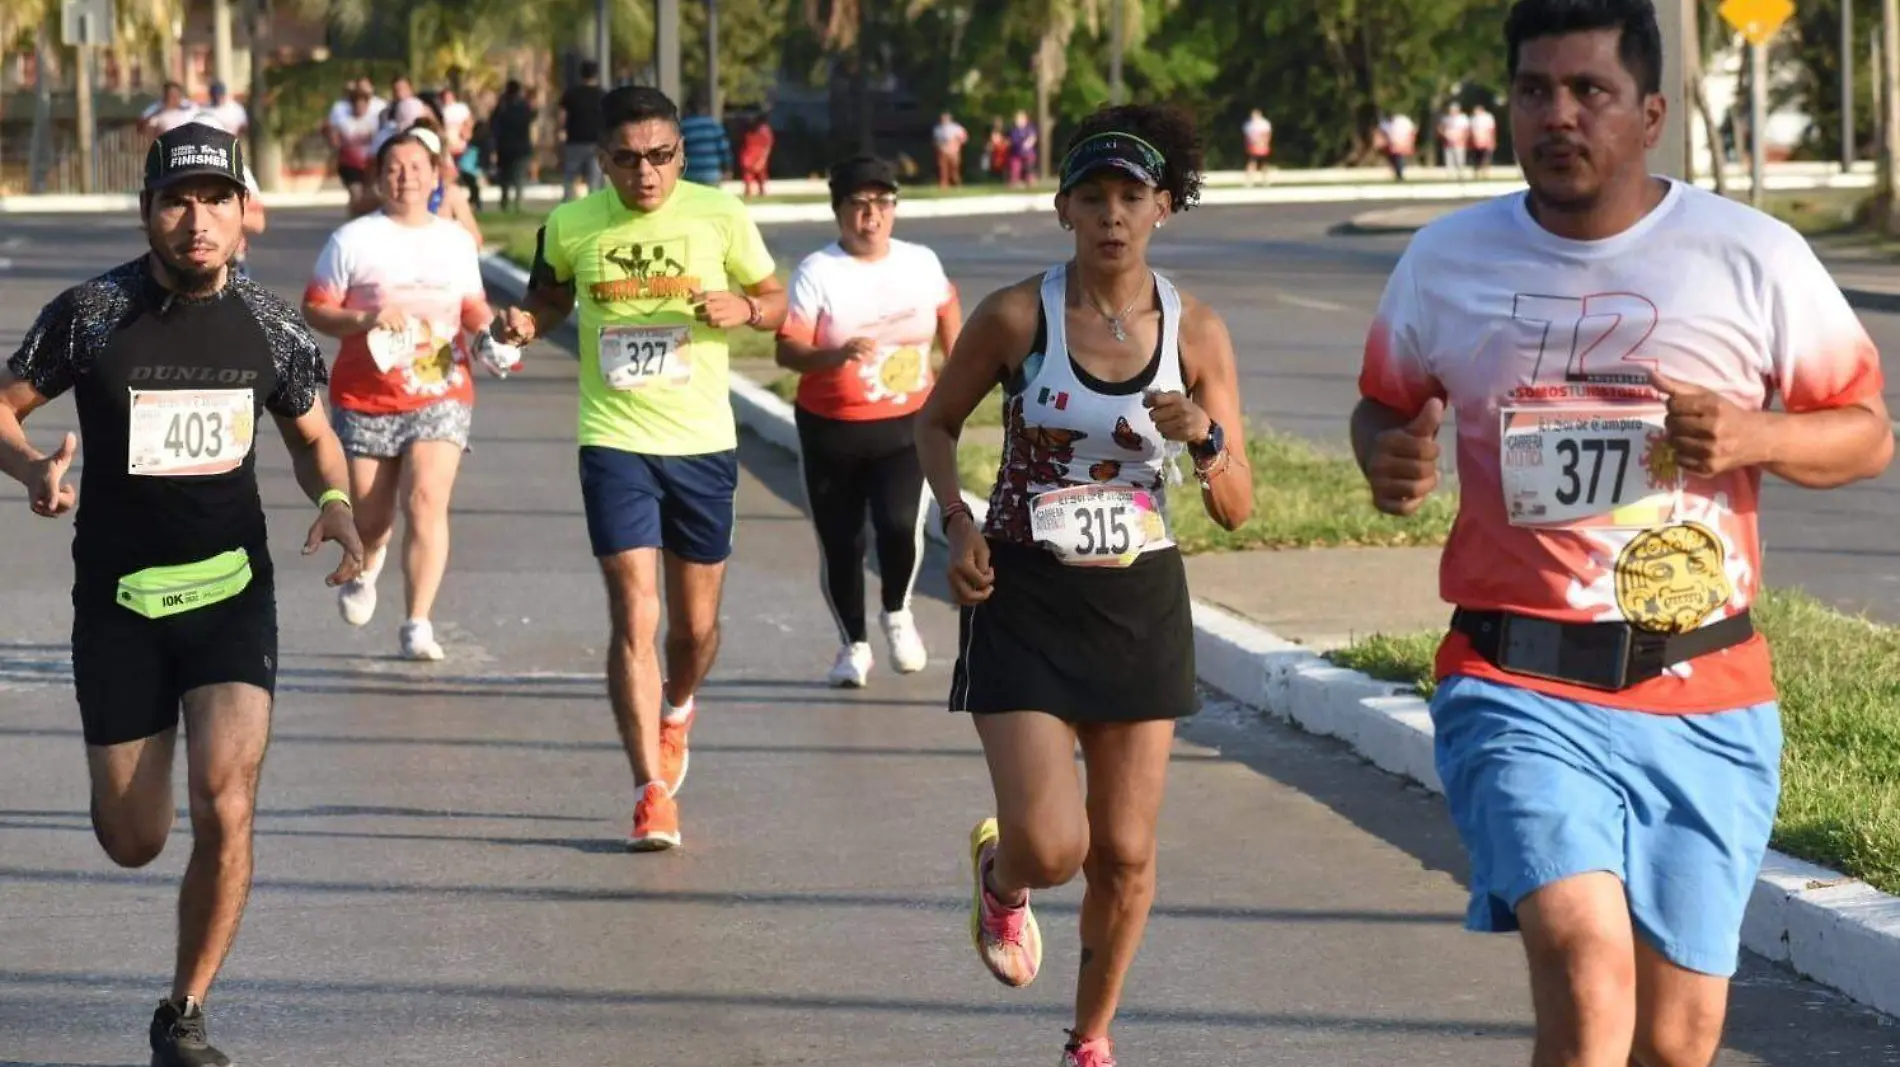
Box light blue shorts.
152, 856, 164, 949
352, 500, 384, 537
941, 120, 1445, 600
1430, 675, 1781, 977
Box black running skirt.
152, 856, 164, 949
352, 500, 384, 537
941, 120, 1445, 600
950, 539, 1198, 723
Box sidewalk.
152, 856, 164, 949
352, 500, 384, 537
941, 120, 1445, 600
1344, 204, 1900, 314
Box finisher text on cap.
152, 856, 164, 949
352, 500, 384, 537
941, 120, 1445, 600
144, 122, 247, 193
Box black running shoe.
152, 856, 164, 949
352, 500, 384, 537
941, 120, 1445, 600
150, 997, 232, 1067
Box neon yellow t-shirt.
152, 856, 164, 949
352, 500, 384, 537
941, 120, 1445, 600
542, 182, 777, 455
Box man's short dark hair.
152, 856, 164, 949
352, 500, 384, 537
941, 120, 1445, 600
1505, 0, 1663, 95
599, 85, 680, 144
581, 60, 599, 81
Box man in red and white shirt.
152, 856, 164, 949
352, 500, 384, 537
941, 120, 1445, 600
1354, 2, 1891, 1064
1376, 112, 1417, 181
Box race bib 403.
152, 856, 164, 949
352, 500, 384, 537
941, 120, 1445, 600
1500, 404, 1680, 529
127, 388, 255, 477
1031, 484, 1168, 567
600, 324, 693, 391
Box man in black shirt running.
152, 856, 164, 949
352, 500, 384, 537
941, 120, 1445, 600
0, 123, 363, 1067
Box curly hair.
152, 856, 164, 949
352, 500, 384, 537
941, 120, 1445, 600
1059, 103, 1205, 212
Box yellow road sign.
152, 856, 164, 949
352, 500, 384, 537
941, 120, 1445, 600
1719, 0, 1795, 47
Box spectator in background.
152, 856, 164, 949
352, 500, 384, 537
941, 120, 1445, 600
680, 94, 732, 187
1470, 103, 1498, 178
1006, 110, 1037, 188
438, 85, 482, 210
141, 82, 198, 139
490, 80, 537, 213
1438, 102, 1471, 180
560, 60, 605, 200
933, 112, 968, 188
329, 83, 382, 200
1243, 108, 1272, 186
207, 81, 248, 139
1375, 111, 1417, 181
739, 112, 775, 198
985, 117, 1009, 182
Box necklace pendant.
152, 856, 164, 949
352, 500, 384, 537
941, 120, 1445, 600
1110, 319, 1127, 342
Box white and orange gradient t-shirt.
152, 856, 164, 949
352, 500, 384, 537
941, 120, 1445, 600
779, 239, 958, 421
1359, 180, 1884, 714
305, 213, 488, 416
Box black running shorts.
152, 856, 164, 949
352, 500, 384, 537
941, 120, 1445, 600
70, 564, 279, 747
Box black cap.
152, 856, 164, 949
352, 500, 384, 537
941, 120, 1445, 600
828, 155, 900, 205
144, 122, 246, 194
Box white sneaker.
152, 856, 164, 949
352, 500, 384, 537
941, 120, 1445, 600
880, 609, 928, 674
399, 619, 445, 661
337, 547, 384, 627
827, 642, 873, 688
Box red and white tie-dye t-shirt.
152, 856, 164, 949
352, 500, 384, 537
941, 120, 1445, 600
305, 213, 488, 416
1359, 181, 1884, 714
778, 238, 958, 422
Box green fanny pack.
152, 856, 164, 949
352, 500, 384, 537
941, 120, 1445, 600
116, 548, 253, 619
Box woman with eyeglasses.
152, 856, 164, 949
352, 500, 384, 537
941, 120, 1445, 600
776, 156, 962, 687
917, 103, 1253, 1067
302, 128, 518, 661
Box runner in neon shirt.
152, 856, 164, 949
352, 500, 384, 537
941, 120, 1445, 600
1354, 2, 1892, 1063
492, 85, 786, 851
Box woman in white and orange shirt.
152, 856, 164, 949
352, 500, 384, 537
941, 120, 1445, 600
776, 155, 962, 687
301, 128, 514, 661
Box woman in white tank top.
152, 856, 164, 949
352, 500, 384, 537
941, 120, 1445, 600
917, 103, 1255, 1067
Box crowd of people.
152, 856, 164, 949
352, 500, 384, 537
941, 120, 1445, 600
3, 2, 1895, 1067
319, 64, 781, 209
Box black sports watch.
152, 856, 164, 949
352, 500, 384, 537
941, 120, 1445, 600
1189, 420, 1225, 462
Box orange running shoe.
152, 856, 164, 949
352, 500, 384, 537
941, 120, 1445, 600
628, 781, 680, 852
969, 817, 1042, 987
660, 705, 695, 796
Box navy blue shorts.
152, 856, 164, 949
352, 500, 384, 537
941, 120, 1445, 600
578, 446, 738, 562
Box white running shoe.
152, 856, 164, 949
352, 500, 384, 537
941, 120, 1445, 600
337, 546, 384, 627
827, 642, 873, 688
880, 609, 928, 674
399, 619, 445, 661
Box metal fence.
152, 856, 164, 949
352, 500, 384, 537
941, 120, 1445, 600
2, 122, 148, 195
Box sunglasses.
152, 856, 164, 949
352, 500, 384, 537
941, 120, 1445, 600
606, 142, 681, 170
843, 193, 898, 211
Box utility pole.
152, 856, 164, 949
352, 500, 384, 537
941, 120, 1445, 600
595, 0, 610, 84
656, 0, 681, 103
1109, 0, 1124, 106
1846, 0, 1858, 170
213, 0, 234, 88
707, 0, 721, 120
75, 44, 94, 193
1652, 0, 1690, 179
1749, 39, 1767, 207
1882, 0, 1900, 231
247, 0, 282, 192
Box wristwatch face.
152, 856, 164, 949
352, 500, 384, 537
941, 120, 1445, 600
1198, 421, 1224, 456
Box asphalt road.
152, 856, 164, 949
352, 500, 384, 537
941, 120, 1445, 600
755, 197, 1900, 624
0, 206, 1894, 1065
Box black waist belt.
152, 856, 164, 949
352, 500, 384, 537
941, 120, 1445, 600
1451, 607, 1755, 693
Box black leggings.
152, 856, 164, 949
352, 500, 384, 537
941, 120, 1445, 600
795, 407, 927, 645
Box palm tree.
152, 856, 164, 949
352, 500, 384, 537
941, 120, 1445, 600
0, 0, 55, 190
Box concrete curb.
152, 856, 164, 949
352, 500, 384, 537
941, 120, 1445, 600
479, 250, 1900, 1021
